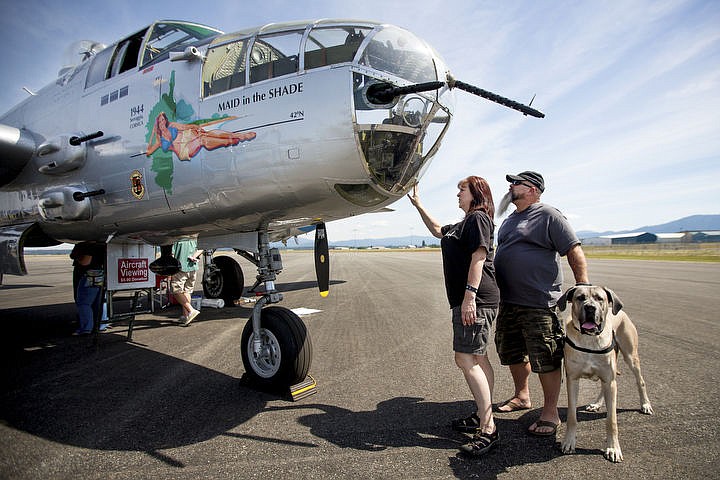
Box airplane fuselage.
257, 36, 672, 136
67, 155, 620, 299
0, 19, 544, 390
0, 20, 454, 265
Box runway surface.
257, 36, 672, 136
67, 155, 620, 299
1, 251, 718, 479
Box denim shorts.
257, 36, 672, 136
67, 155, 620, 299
494, 303, 564, 373
452, 305, 498, 355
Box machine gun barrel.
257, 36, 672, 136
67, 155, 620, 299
69, 131, 104, 146
72, 189, 105, 201
366, 81, 445, 105
450, 79, 545, 118
364, 77, 544, 118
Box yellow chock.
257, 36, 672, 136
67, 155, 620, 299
289, 374, 317, 401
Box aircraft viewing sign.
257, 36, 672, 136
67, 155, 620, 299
117, 258, 149, 283
106, 243, 156, 290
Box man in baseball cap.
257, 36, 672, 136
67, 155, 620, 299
505, 171, 545, 192
493, 170, 588, 436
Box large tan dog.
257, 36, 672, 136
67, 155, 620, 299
558, 285, 653, 463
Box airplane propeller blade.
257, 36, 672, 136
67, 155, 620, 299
314, 222, 330, 297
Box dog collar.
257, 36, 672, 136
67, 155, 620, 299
565, 333, 616, 355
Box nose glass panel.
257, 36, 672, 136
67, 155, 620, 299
357, 26, 437, 84
351, 25, 453, 195
353, 72, 453, 194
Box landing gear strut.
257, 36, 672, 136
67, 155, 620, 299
238, 231, 313, 395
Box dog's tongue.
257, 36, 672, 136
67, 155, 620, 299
582, 321, 596, 331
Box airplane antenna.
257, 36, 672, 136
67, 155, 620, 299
22, 87, 36, 96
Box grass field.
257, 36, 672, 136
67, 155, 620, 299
582, 243, 720, 262
26, 243, 720, 263
327, 243, 720, 262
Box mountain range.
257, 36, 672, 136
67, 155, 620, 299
574, 214, 720, 238
281, 214, 720, 248
26, 215, 720, 252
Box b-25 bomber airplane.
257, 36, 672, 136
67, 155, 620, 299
0, 19, 543, 391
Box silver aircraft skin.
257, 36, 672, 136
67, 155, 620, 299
0, 19, 452, 260
0, 19, 539, 389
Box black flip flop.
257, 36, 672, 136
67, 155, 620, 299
528, 420, 559, 437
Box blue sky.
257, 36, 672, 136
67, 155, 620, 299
1, 0, 718, 241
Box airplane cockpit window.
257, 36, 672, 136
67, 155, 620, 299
86, 28, 147, 89
85, 46, 116, 88
358, 26, 437, 84
203, 38, 249, 97
85, 22, 220, 89
141, 21, 222, 67
109, 31, 145, 77
249, 32, 302, 83
304, 27, 370, 69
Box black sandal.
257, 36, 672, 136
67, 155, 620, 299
459, 429, 500, 456
451, 413, 481, 433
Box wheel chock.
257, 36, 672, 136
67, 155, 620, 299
289, 374, 317, 401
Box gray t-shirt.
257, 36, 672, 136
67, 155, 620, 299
495, 203, 580, 308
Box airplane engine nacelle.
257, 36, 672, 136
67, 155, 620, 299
38, 186, 93, 222
0, 124, 37, 186
35, 134, 88, 175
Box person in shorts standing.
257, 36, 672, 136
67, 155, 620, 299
408, 176, 501, 456
171, 236, 203, 326
493, 171, 588, 436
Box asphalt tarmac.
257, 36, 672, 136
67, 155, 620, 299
1, 251, 718, 479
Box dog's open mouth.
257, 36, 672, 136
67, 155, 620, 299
580, 321, 601, 334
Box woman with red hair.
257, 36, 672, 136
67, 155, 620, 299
408, 176, 500, 456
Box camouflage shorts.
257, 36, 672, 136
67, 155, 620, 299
494, 303, 564, 373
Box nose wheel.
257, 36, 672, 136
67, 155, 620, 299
240, 306, 312, 389
234, 230, 316, 398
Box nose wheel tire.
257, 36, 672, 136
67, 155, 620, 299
240, 306, 312, 389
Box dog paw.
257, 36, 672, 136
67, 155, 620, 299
640, 403, 654, 415
584, 403, 602, 413
604, 447, 623, 463
560, 437, 576, 454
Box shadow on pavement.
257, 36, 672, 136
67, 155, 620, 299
272, 396, 568, 477
0, 302, 276, 467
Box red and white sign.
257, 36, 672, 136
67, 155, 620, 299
106, 242, 156, 290
117, 258, 149, 283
